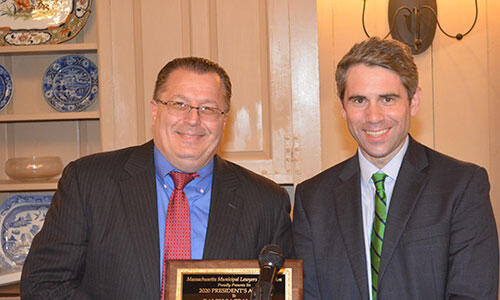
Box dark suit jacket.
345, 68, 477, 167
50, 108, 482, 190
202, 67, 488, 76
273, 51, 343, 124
293, 138, 498, 300
21, 141, 292, 299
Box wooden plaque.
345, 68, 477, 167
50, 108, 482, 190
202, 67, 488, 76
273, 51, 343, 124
165, 259, 303, 300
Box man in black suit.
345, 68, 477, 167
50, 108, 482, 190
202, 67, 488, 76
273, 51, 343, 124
21, 57, 292, 299
293, 37, 498, 299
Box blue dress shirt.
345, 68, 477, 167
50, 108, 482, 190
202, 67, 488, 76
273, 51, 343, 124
154, 146, 213, 276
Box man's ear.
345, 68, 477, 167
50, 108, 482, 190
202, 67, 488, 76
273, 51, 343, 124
150, 99, 158, 121
339, 97, 347, 119
410, 87, 422, 117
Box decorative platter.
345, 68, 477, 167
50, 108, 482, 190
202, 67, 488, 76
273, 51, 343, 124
0, 194, 53, 276
0, 0, 93, 46
42, 54, 98, 112
0, 64, 12, 112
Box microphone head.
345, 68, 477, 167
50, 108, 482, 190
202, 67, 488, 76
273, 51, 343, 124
258, 244, 285, 270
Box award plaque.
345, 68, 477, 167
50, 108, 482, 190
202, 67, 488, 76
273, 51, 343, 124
165, 259, 302, 300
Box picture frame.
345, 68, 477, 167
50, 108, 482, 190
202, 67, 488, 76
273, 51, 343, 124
165, 259, 303, 300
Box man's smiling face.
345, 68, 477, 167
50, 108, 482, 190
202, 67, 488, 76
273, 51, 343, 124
341, 64, 421, 168
151, 68, 227, 173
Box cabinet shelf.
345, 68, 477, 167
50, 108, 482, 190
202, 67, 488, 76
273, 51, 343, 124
0, 43, 98, 55
0, 271, 21, 288
0, 179, 58, 192
0, 3, 101, 194
0, 111, 100, 122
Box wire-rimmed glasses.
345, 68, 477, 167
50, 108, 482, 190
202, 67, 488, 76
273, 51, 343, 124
155, 99, 226, 121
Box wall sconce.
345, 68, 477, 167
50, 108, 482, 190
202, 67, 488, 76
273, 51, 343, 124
362, 0, 478, 54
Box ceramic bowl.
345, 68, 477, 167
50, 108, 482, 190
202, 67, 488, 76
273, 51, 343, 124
5, 156, 63, 181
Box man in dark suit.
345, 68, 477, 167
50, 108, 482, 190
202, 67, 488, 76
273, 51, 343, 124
21, 57, 292, 299
293, 37, 498, 299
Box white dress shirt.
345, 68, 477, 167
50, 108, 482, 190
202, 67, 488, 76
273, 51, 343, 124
359, 136, 409, 299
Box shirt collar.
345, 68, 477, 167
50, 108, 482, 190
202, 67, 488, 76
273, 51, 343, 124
358, 135, 409, 185
153, 146, 214, 183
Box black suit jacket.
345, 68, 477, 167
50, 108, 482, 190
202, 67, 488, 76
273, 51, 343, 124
21, 141, 292, 299
293, 138, 498, 299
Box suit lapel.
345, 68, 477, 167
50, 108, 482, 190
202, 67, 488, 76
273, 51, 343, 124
333, 156, 370, 300
378, 138, 429, 283
118, 141, 160, 299
203, 156, 242, 258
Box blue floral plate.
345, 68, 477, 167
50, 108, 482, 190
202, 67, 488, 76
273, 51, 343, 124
42, 55, 98, 112
0, 64, 13, 112
0, 194, 53, 275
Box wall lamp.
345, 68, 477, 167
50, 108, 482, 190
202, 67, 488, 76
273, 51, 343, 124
362, 0, 478, 54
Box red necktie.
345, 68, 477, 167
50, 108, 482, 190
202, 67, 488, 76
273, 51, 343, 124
161, 171, 198, 300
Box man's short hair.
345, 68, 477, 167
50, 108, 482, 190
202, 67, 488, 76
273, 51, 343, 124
335, 37, 418, 102
153, 56, 232, 112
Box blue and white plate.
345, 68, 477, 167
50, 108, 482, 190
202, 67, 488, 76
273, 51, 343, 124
42, 55, 98, 112
0, 194, 53, 274
0, 64, 13, 112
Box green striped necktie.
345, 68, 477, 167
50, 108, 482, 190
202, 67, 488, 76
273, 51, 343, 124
370, 172, 388, 300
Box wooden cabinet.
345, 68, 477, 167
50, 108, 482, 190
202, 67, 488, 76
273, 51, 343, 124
0, 1, 108, 290
108, 0, 321, 185
0, 5, 103, 192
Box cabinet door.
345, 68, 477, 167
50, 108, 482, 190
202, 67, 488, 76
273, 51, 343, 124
103, 0, 321, 184
149, 0, 294, 183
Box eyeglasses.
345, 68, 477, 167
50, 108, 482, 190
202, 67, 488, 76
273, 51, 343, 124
155, 99, 226, 121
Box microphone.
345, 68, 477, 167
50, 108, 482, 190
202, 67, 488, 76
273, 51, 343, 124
251, 244, 285, 300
